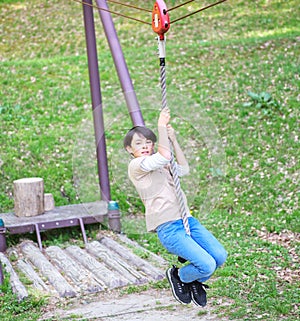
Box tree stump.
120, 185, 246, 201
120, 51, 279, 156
44, 193, 55, 211
13, 178, 44, 217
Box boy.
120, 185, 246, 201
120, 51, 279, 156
124, 108, 227, 307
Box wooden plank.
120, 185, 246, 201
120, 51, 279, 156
99, 236, 165, 280
86, 241, 148, 284
0, 202, 107, 228
0, 253, 28, 301
17, 259, 50, 293
65, 245, 128, 288
45, 246, 104, 294
20, 241, 76, 298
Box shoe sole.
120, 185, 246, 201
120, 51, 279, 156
166, 268, 190, 305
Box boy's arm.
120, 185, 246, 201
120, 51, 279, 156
157, 108, 171, 160
167, 124, 189, 168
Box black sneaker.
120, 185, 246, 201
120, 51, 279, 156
190, 281, 209, 307
166, 265, 191, 304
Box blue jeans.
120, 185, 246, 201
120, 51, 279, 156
157, 217, 227, 283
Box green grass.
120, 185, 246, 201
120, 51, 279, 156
0, 0, 299, 320
0, 271, 47, 321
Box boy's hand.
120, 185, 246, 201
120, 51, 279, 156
158, 108, 170, 127
167, 124, 176, 143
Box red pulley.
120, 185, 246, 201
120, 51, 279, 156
152, 0, 170, 39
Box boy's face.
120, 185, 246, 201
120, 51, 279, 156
126, 133, 154, 158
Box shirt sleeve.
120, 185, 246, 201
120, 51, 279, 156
140, 152, 170, 172
176, 164, 190, 177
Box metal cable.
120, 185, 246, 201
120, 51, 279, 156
107, 0, 152, 13
72, 0, 151, 25
73, 0, 227, 26
171, 0, 228, 24
167, 0, 197, 12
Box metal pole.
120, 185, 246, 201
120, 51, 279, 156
0, 218, 6, 285
82, 0, 111, 202
0, 262, 3, 285
0, 219, 7, 253
95, 0, 144, 127
82, 1, 121, 232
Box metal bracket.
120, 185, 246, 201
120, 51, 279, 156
34, 218, 90, 251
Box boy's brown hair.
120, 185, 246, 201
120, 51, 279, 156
123, 126, 157, 149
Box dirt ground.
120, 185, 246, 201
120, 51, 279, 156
40, 288, 230, 321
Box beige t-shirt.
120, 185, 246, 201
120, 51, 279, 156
128, 153, 191, 232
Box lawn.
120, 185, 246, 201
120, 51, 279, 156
0, 0, 299, 320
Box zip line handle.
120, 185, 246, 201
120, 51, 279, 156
157, 37, 166, 60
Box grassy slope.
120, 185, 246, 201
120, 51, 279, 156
0, 0, 299, 320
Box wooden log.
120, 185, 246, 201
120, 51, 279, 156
86, 241, 148, 284
117, 233, 168, 266
99, 236, 165, 280
44, 193, 55, 211
20, 241, 76, 297
0, 252, 28, 301
13, 178, 44, 217
65, 245, 128, 288
45, 246, 104, 294
17, 259, 49, 293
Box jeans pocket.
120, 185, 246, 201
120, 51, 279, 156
157, 220, 182, 250
157, 221, 174, 234
157, 221, 172, 243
